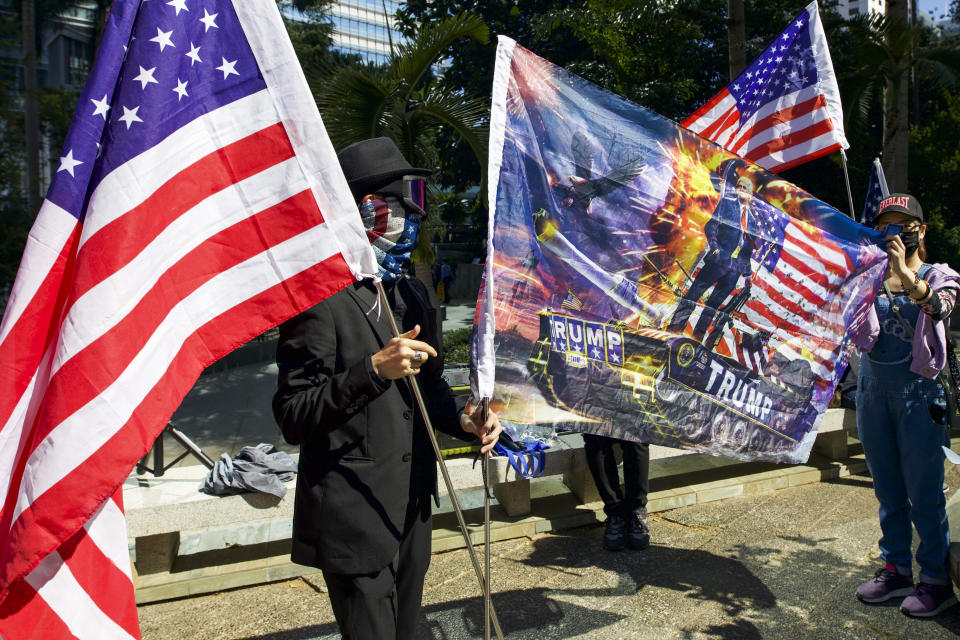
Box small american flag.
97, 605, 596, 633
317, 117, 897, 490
0, 0, 375, 636
682, 1, 848, 173
561, 290, 583, 311
860, 158, 889, 226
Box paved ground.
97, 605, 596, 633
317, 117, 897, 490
138, 466, 960, 640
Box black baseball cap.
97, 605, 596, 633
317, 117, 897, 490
876, 193, 923, 223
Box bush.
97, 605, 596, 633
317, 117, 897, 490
443, 327, 472, 364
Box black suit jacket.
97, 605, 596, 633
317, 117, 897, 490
703, 195, 759, 275
273, 277, 467, 575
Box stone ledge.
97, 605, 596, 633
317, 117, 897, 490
133, 447, 871, 603
126, 410, 857, 537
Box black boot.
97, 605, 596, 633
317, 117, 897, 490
628, 509, 650, 550
603, 514, 627, 551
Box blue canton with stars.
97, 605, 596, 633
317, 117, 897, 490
47, 0, 267, 222
860, 160, 888, 226
727, 10, 817, 121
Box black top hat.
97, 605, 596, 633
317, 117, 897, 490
337, 137, 432, 202
877, 193, 923, 223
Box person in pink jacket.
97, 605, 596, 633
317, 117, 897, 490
852, 193, 960, 617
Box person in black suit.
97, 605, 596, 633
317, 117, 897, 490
273, 137, 501, 640
668, 167, 759, 342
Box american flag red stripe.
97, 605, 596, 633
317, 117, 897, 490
0, 0, 376, 635
7, 191, 325, 473
727, 93, 828, 155
682, 1, 848, 173
0, 220, 81, 426
0, 491, 139, 639
5, 257, 351, 586
742, 118, 838, 168
68, 123, 296, 301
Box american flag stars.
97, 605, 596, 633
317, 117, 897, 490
186, 42, 202, 64
173, 78, 189, 100
167, 0, 189, 15
149, 27, 175, 51
53, 0, 260, 201
216, 56, 239, 79
57, 149, 83, 176
133, 65, 158, 89
118, 105, 143, 129
90, 94, 110, 119
200, 8, 218, 31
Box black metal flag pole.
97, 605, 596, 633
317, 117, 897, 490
375, 281, 505, 640
840, 149, 856, 219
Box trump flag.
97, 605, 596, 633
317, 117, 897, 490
0, 0, 376, 635
682, 1, 848, 172
473, 38, 887, 464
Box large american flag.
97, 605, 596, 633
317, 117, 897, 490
0, 0, 375, 636
682, 1, 848, 173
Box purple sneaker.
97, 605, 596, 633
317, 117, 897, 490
900, 582, 958, 617
856, 564, 914, 603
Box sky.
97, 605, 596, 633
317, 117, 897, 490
919, 0, 952, 21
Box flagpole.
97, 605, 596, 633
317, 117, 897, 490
840, 149, 856, 219
375, 281, 505, 640
482, 397, 492, 640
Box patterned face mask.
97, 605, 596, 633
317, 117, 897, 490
359, 195, 423, 282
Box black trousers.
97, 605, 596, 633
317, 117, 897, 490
668, 258, 741, 340
322, 501, 432, 640
583, 434, 650, 517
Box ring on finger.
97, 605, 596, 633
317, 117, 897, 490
411, 350, 424, 365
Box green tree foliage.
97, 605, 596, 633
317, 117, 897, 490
316, 13, 490, 183
910, 90, 960, 266
534, 0, 723, 118
396, 0, 584, 193
841, 12, 960, 193
397, 0, 843, 196
312, 13, 490, 264
442, 327, 472, 364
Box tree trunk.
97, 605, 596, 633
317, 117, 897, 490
22, 0, 40, 214
727, 0, 746, 81
883, 0, 909, 191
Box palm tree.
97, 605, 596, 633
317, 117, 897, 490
312, 13, 489, 184
843, 12, 960, 191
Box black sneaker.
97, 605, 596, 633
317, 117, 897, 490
628, 509, 650, 550
603, 514, 627, 551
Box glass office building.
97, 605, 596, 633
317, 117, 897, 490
329, 0, 407, 64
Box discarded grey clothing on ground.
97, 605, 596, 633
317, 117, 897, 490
201, 443, 297, 498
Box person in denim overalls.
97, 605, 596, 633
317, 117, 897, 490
853, 193, 960, 617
